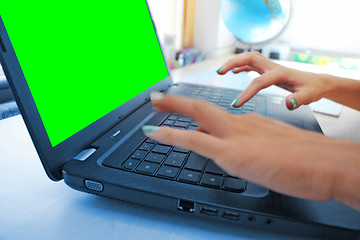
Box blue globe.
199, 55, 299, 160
220, 0, 291, 45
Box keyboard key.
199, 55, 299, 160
168, 114, 178, 120
178, 170, 201, 184
156, 166, 179, 179
200, 174, 224, 189
146, 138, 156, 144
139, 142, 154, 151
173, 121, 190, 128
200, 91, 211, 96
135, 161, 159, 174
243, 105, 255, 111
178, 116, 192, 122
144, 152, 165, 163
187, 125, 198, 131
205, 160, 226, 175
163, 120, 175, 126
191, 120, 199, 127
209, 99, 219, 104
221, 96, 233, 102
229, 109, 242, 115
242, 110, 253, 114
223, 177, 247, 193
152, 144, 171, 155
164, 151, 187, 167
248, 97, 256, 103
209, 95, 221, 100
185, 152, 208, 171
122, 159, 140, 171
173, 147, 190, 153
173, 126, 187, 130
131, 150, 147, 160
220, 100, 231, 105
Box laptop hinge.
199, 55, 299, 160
73, 148, 97, 161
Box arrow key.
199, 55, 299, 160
200, 173, 224, 189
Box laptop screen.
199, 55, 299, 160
1, 1, 169, 147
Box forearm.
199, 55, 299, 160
326, 137, 360, 211
323, 74, 360, 111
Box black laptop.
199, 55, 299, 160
1, 1, 359, 239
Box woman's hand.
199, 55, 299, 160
217, 52, 332, 110
143, 92, 360, 211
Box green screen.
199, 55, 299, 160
1, 1, 169, 147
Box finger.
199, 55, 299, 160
276, 83, 292, 92
232, 66, 257, 74
286, 91, 310, 110
231, 71, 282, 108
142, 125, 225, 160
150, 92, 231, 137
217, 52, 273, 75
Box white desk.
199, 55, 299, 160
1, 55, 359, 240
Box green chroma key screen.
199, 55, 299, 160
1, 1, 169, 147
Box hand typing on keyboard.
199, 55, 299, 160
143, 92, 360, 211
217, 51, 360, 112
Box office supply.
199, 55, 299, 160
1, 1, 359, 239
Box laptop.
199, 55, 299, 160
1, 1, 359, 238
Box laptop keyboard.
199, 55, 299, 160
181, 85, 256, 114
103, 86, 256, 193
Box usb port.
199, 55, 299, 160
222, 211, 240, 220
200, 206, 218, 216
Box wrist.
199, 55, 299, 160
333, 167, 360, 211
320, 74, 360, 111
330, 140, 360, 211
319, 74, 342, 99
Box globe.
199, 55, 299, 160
220, 0, 291, 45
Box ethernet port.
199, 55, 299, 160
177, 199, 195, 213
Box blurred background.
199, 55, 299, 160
148, 0, 360, 68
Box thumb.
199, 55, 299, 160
286, 92, 308, 110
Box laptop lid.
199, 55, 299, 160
0, 1, 172, 180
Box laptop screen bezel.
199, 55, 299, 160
0, 1, 173, 181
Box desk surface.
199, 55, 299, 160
1, 55, 360, 240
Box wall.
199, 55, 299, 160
279, 0, 360, 57
147, 0, 183, 50
193, 0, 235, 59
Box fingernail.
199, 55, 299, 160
142, 125, 160, 133
150, 91, 165, 101
216, 66, 223, 72
290, 98, 297, 109
231, 98, 240, 107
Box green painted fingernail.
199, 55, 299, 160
142, 125, 160, 133
217, 66, 223, 72
290, 98, 297, 109
231, 98, 240, 107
